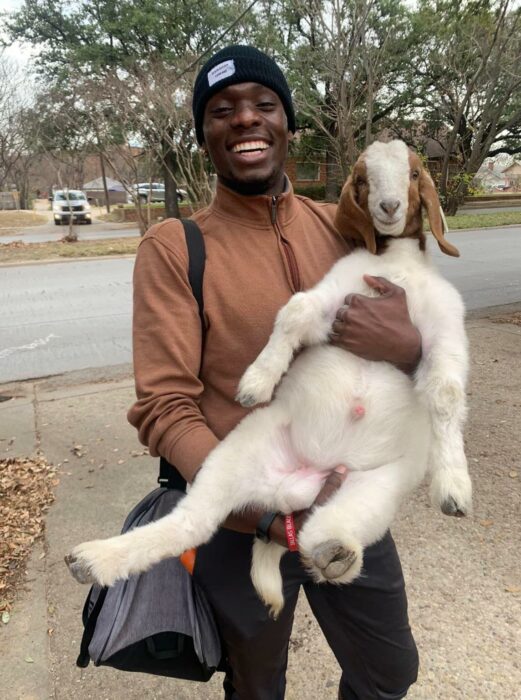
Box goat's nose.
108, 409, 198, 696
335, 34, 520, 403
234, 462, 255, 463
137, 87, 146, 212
379, 199, 400, 216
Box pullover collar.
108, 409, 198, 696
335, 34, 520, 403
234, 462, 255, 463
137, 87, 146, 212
208, 177, 299, 229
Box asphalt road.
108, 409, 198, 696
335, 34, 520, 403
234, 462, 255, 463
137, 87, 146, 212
0, 219, 139, 244
0, 226, 520, 383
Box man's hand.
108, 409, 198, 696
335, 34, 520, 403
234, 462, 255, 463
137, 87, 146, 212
329, 275, 422, 375
268, 466, 349, 547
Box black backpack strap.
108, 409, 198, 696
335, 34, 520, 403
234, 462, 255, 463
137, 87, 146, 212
158, 218, 206, 491
183, 218, 206, 343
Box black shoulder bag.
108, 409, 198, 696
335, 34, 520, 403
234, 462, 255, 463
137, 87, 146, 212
75, 219, 222, 681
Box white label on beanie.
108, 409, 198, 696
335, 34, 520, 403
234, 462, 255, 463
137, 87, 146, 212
208, 59, 235, 86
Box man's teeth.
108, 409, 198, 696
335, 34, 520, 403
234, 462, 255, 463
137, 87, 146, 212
232, 141, 269, 153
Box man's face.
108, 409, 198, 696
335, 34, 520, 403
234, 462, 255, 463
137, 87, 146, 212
202, 82, 292, 196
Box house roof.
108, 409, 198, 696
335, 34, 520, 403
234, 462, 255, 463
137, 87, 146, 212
502, 161, 521, 174
478, 170, 507, 184
83, 177, 125, 191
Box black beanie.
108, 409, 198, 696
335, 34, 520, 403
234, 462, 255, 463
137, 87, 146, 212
192, 45, 296, 145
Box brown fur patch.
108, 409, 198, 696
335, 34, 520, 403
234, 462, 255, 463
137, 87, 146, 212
334, 158, 377, 254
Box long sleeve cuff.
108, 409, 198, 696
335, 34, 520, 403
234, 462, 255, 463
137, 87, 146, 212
157, 424, 219, 482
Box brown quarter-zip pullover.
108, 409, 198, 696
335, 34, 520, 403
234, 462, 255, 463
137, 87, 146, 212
128, 180, 349, 480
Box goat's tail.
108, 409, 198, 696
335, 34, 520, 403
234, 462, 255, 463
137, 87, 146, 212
251, 539, 287, 619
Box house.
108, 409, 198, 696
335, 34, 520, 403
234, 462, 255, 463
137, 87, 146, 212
474, 161, 510, 191
83, 177, 127, 205
501, 161, 521, 191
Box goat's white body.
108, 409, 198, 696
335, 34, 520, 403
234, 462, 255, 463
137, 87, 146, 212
69, 237, 471, 617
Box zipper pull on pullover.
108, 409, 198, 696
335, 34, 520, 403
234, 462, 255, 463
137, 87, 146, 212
271, 195, 278, 224
269, 193, 301, 293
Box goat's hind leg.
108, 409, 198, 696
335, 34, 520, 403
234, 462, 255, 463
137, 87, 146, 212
237, 289, 335, 407
298, 462, 412, 585
65, 466, 242, 587
66, 447, 255, 587
66, 407, 289, 588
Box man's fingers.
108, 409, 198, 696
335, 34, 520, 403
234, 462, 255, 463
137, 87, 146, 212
335, 304, 349, 321
362, 274, 397, 295
314, 465, 349, 506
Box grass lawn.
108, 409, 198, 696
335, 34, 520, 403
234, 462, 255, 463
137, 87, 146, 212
0, 210, 48, 234
0, 237, 140, 264
446, 210, 521, 229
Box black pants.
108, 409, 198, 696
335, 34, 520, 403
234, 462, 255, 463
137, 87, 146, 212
193, 529, 419, 700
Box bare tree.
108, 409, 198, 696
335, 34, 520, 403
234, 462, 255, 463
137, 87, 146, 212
287, 0, 414, 198
0, 53, 33, 207
78, 63, 214, 234
405, 0, 521, 213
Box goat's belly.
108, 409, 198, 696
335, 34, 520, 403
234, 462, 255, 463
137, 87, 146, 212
275, 346, 430, 471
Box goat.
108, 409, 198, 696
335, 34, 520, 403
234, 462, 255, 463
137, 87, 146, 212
66, 140, 472, 619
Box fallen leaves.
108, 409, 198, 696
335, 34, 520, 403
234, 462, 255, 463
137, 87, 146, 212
0, 456, 58, 619
505, 585, 521, 595
491, 311, 521, 327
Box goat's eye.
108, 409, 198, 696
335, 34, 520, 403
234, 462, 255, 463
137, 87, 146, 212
356, 176, 366, 187
411, 170, 420, 180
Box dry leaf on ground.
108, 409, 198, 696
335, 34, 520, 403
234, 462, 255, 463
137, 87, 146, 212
0, 456, 58, 617
491, 311, 521, 327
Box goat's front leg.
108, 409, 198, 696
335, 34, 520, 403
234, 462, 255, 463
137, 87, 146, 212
414, 299, 472, 517
420, 369, 472, 517
237, 289, 337, 407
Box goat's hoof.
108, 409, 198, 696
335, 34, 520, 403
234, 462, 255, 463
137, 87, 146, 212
65, 553, 97, 585
441, 496, 467, 518
303, 539, 362, 584
236, 392, 258, 408
65, 538, 125, 587
236, 366, 276, 407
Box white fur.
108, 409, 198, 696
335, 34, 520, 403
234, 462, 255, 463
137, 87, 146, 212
67, 141, 472, 620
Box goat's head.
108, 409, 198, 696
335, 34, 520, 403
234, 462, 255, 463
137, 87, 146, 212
334, 140, 459, 257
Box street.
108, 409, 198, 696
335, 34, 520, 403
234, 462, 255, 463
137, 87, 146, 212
0, 219, 139, 244
0, 226, 520, 383
0, 258, 133, 382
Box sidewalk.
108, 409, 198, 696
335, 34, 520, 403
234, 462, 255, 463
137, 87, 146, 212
0, 312, 520, 700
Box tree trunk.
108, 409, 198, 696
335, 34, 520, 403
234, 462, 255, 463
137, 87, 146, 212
18, 181, 29, 210
445, 195, 460, 217
162, 144, 179, 219
444, 177, 469, 216
99, 152, 111, 213
325, 147, 341, 202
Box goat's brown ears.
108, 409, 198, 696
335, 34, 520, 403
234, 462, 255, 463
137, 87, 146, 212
334, 175, 377, 254
419, 170, 460, 257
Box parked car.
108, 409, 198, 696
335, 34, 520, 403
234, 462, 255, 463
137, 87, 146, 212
128, 182, 187, 204
52, 190, 92, 225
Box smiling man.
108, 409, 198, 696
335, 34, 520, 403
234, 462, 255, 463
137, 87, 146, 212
128, 46, 421, 700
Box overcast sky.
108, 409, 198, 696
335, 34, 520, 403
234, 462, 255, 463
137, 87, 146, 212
1, 0, 37, 65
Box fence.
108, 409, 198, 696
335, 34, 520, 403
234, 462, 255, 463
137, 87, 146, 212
0, 192, 20, 210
